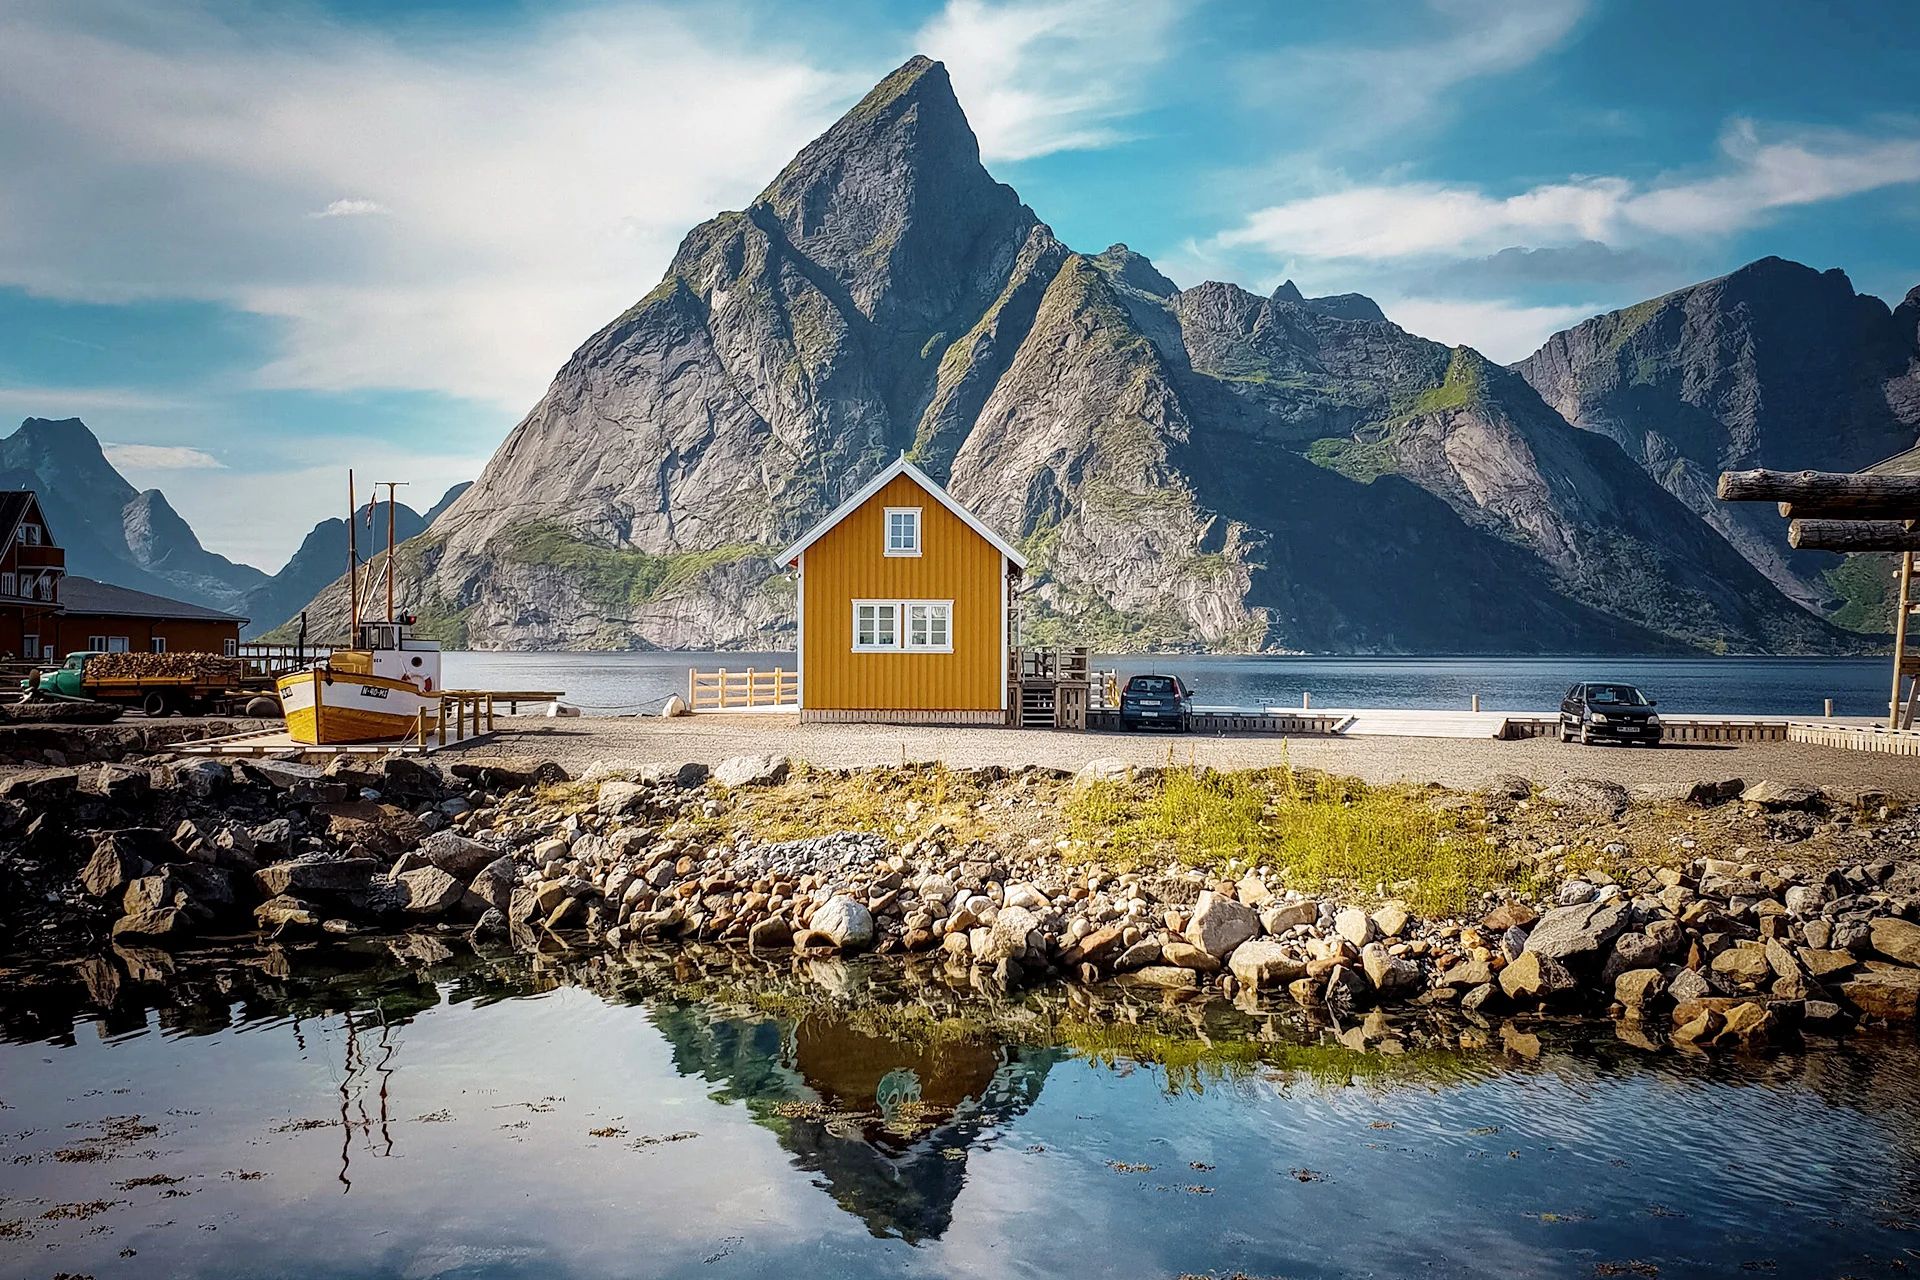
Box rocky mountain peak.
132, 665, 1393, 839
2, 417, 137, 507
1089, 244, 1178, 300
749, 55, 1031, 333
1271, 280, 1305, 304
1896, 284, 1920, 350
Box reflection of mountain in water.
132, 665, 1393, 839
647, 1001, 1060, 1241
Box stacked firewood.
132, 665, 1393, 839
85, 652, 245, 684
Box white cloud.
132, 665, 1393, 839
0, 3, 855, 410
102, 442, 226, 469
1375, 297, 1603, 364
919, 0, 1185, 161
309, 198, 388, 219
1217, 123, 1920, 263
0, 384, 190, 413
1241, 0, 1589, 148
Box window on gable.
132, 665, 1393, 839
19, 523, 40, 546
884, 508, 920, 556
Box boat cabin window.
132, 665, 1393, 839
359, 624, 401, 650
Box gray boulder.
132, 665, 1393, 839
419, 831, 502, 880
638, 761, 710, 788
1228, 940, 1307, 988
1523, 900, 1631, 962
1538, 777, 1630, 819
712, 754, 790, 788
809, 896, 875, 950
397, 866, 465, 915
1185, 891, 1259, 958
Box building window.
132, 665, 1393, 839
38, 576, 53, 600
88, 635, 108, 651
0, 573, 13, 597
223, 638, 238, 656
22, 634, 37, 660
853, 600, 952, 652
18, 523, 39, 546
853, 601, 898, 650
107, 636, 129, 653
151, 637, 168, 654
884, 508, 921, 556
906, 601, 952, 651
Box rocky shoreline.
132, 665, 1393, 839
3, 750, 1917, 1053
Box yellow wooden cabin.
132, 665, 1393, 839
780, 457, 1027, 724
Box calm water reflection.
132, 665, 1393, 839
2, 939, 1917, 1278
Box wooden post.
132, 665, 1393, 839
437, 697, 447, 746
687, 667, 694, 710
1471, 694, 1480, 713
747, 667, 755, 708
717, 668, 726, 710
1893, 553, 1914, 728
1824, 698, 1834, 718
486, 693, 494, 731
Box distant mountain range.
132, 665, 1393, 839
0, 416, 466, 637
281, 56, 1915, 655
20, 58, 1919, 655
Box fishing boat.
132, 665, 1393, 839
278, 475, 443, 745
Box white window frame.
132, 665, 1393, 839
905, 600, 953, 652
852, 601, 899, 651
223, 638, 238, 657
87, 634, 107, 651
852, 599, 952, 653
0, 572, 13, 597
883, 507, 921, 557
107, 635, 129, 654
19, 523, 39, 546
151, 636, 168, 654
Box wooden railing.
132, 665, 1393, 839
688, 667, 798, 711
238, 643, 336, 677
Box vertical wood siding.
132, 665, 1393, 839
802, 474, 1005, 710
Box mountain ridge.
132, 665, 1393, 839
279, 57, 1894, 655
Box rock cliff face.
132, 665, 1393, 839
292, 57, 1862, 654
1517, 259, 1920, 615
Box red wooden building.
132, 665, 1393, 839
0, 492, 66, 662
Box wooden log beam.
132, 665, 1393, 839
1718, 468, 1920, 518
1788, 519, 1920, 552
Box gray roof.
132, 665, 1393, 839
57, 576, 248, 625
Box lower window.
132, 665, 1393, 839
151, 637, 168, 654
852, 599, 952, 652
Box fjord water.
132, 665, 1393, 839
443, 651, 1891, 717
4, 945, 1917, 1279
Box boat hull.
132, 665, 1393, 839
277, 669, 437, 745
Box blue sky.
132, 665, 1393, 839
2, 0, 1916, 569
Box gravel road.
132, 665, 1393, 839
448, 713, 1920, 797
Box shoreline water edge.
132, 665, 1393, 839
4, 742, 1917, 1057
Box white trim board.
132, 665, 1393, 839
778, 455, 1028, 570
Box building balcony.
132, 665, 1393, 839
14, 545, 64, 570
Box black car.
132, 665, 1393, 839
1119, 674, 1194, 731
1559, 682, 1663, 745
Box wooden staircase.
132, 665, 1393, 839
1019, 684, 1056, 728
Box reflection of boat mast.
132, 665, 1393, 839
327, 1003, 399, 1194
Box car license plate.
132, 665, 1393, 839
1618, 726, 1638, 733
1140, 710, 1159, 717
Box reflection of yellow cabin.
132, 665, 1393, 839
779, 457, 1026, 725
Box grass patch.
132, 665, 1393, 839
736, 762, 1004, 848
1067, 765, 1520, 916
503, 523, 767, 614
1306, 435, 1400, 483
